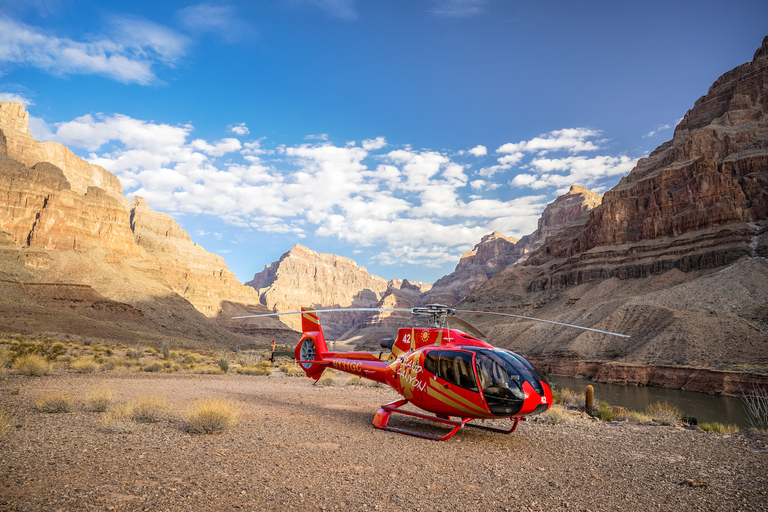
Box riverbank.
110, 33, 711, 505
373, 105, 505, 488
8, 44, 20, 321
2, 371, 768, 511
529, 359, 768, 396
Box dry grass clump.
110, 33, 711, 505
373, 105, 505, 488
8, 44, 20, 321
217, 352, 230, 373
700, 422, 739, 434
645, 401, 682, 425
553, 387, 584, 408
86, 385, 114, 412
186, 397, 240, 434
279, 363, 305, 377
100, 403, 136, 433
71, 358, 99, 374
35, 391, 74, 413
345, 376, 379, 387
236, 363, 270, 376
142, 361, 164, 372
542, 404, 572, 425
13, 354, 50, 376
236, 351, 259, 367
0, 407, 14, 440
319, 374, 336, 386
129, 395, 174, 423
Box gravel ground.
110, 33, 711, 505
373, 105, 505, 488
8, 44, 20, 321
1, 370, 767, 512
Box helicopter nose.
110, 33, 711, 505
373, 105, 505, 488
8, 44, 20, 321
519, 381, 552, 416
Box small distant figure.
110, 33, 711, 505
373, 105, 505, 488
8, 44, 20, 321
270, 340, 276, 363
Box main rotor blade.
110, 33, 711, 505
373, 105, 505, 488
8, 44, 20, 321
232, 307, 412, 319
446, 315, 486, 339
454, 309, 630, 338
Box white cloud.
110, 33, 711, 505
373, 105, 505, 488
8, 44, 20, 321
0, 92, 33, 105
468, 145, 487, 157
511, 155, 637, 193
362, 136, 387, 150
229, 123, 250, 136
305, 133, 329, 141
40, 109, 636, 270
0, 17, 189, 85
643, 119, 682, 138
497, 128, 601, 155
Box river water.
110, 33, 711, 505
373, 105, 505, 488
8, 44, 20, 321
546, 375, 750, 428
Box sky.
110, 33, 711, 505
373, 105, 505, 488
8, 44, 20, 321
0, 0, 766, 284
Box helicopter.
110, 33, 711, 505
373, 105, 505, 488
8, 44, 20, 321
235, 304, 629, 441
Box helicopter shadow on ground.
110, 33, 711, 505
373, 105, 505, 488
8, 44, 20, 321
224, 382, 537, 447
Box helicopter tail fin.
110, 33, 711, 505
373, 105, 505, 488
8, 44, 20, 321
293, 308, 329, 381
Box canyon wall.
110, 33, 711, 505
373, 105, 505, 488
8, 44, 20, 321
459, 37, 768, 374
0, 102, 295, 348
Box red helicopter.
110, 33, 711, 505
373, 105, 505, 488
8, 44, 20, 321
236, 304, 628, 441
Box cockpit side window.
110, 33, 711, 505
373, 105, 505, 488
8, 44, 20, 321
435, 351, 478, 392
424, 351, 438, 375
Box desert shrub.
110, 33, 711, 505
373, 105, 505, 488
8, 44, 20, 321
319, 374, 336, 386
125, 347, 142, 361
71, 358, 98, 374
645, 401, 682, 425
346, 376, 364, 386
279, 364, 305, 377
217, 352, 230, 373
236, 351, 259, 367
542, 404, 572, 425
236, 365, 270, 376
700, 422, 739, 434
161, 340, 171, 360
86, 386, 114, 412
130, 395, 174, 423
35, 391, 74, 413
624, 410, 652, 423
8, 339, 66, 363
554, 387, 584, 408
142, 361, 164, 373
100, 404, 136, 433
186, 397, 240, 434
594, 401, 615, 422
13, 354, 50, 376
741, 386, 768, 433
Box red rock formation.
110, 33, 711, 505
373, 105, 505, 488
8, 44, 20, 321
460, 37, 768, 376
0, 101, 295, 347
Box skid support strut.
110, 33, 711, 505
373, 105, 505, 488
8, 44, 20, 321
371, 399, 525, 441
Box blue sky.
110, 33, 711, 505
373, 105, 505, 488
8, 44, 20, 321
1, 0, 766, 284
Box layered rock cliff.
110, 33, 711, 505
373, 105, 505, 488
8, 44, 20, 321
0, 102, 295, 348
459, 37, 768, 373
247, 244, 430, 337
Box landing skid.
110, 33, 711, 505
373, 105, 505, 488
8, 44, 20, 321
371, 399, 525, 441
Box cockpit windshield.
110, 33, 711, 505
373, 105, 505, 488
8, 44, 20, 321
469, 348, 547, 416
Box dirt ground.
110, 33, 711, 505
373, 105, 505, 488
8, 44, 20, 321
1, 370, 767, 512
